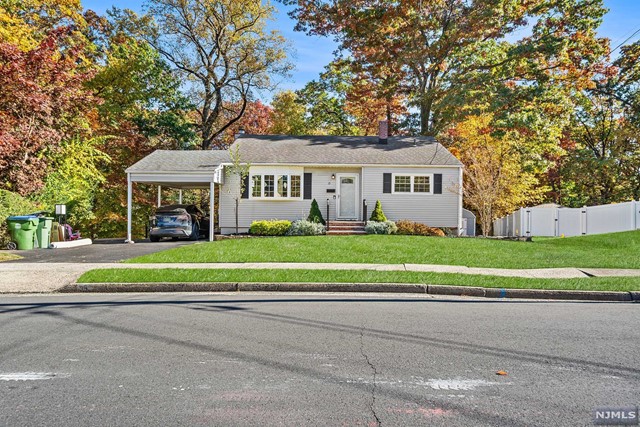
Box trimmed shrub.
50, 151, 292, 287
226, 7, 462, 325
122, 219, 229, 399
249, 219, 292, 236
287, 220, 326, 236
369, 200, 387, 222
365, 221, 397, 235
307, 198, 325, 225
396, 220, 445, 237
0, 190, 43, 248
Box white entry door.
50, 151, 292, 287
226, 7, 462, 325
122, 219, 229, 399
337, 174, 358, 219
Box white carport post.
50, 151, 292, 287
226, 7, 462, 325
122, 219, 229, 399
157, 185, 161, 207
178, 190, 183, 204
457, 167, 464, 236
126, 173, 133, 243
209, 181, 215, 242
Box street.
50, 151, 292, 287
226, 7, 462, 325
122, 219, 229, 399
0, 293, 638, 426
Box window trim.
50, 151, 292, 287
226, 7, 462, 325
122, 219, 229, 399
249, 173, 303, 200
391, 173, 434, 195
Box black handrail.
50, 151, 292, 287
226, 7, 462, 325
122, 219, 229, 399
363, 199, 367, 222
326, 199, 330, 231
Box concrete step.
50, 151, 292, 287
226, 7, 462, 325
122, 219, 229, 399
327, 221, 365, 226
327, 225, 365, 230
327, 230, 367, 235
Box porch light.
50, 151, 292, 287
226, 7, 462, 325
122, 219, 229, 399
331, 174, 335, 180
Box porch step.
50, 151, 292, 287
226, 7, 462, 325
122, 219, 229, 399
327, 220, 366, 235
327, 230, 367, 235
327, 221, 365, 226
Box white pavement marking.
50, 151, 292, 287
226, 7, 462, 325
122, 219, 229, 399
418, 378, 509, 391
0, 372, 67, 381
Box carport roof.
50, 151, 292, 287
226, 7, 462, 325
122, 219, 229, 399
126, 149, 230, 173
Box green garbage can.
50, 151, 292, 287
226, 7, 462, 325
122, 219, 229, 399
6, 216, 39, 250
36, 217, 54, 248
36, 216, 53, 249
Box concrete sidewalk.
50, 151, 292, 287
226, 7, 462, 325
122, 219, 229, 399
2, 261, 640, 293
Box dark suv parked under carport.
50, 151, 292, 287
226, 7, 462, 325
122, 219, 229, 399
149, 204, 210, 242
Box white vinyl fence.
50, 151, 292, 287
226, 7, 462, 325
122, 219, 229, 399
493, 201, 640, 237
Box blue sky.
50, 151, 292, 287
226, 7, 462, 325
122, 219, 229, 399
82, 0, 640, 98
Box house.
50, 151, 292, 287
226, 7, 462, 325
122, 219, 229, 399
125, 122, 464, 241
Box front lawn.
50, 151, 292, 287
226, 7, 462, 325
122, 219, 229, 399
126, 230, 640, 269
78, 268, 640, 292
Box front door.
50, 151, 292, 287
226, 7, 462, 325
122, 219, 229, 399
337, 174, 358, 219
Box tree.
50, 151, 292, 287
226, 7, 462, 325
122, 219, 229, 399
270, 90, 309, 135
33, 136, 111, 233
445, 114, 543, 236
296, 60, 360, 135
554, 40, 640, 205
288, 0, 608, 135
0, 28, 96, 195
0, 0, 87, 50
307, 199, 325, 225
138, 0, 292, 149
218, 100, 274, 146
369, 200, 387, 222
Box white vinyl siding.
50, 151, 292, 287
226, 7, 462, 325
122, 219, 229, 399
363, 166, 461, 228
219, 166, 361, 234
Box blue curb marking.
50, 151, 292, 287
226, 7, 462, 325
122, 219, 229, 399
499, 289, 507, 298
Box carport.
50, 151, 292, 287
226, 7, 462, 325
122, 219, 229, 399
124, 150, 229, 243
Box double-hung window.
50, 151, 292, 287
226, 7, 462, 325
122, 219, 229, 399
250, 173, 302, 199
392, 174, 433, 194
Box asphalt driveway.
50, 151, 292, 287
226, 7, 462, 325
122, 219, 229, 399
5, 239, 195, 264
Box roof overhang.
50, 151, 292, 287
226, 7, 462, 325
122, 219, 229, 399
128, 166, 224, 189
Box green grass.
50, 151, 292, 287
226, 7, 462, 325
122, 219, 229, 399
78, 268, 640, 292
126, 231, 640, 269
0, 252, 20, 262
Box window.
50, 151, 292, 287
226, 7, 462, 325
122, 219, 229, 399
413, 175, 431, 193
250, 173, 302, 199
392, 174, 433, 194
252, 175, 262, 197
290, 175, 301, 198
264, 175, 275, 197
277, 175, 288, 197
394, 175, 411, 192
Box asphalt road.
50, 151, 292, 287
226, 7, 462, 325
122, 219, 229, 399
0, 293, 637, 426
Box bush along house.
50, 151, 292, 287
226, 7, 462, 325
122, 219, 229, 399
125, 121, 464, 241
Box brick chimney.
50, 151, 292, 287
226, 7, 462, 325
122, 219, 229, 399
378, 120, 388, 144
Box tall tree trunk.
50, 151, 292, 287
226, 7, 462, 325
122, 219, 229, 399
420, 96, 434, 136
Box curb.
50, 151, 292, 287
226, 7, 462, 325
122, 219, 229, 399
60, 282, 640, 302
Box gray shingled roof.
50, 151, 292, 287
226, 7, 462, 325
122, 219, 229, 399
126, 150, 230, 173
229, 135, 462, 166
127, 135, 462, 173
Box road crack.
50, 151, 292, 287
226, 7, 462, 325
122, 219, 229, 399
360, 327, 381, 426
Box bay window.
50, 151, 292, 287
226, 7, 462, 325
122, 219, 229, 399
250, 173, 302, 199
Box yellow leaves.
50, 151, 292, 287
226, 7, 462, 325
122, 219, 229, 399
0, 0, 85, 50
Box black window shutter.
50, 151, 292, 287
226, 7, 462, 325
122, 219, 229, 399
383, 173, 392, 193
434, 174, 443, 194
303, 173, 312, 199
241, 174, 249, 199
